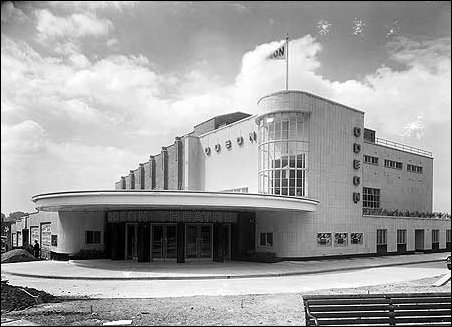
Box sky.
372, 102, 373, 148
1, 1, 451, 214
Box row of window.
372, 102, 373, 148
363, 155, 379, 165
363, 155, 423, 174
377, 229, 449, 245
384, 159, 403, 170
407, 164, 423, 174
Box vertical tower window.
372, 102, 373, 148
258, 112, 309, 197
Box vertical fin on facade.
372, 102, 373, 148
149, 155, 156, 190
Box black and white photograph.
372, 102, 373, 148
1, 1, 451, 326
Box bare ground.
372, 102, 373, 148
2, 276, 451, 326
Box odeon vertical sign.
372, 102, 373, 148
352, 127, 362, 203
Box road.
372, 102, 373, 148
4, 261, 447, 299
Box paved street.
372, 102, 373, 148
3, 260, 448, 298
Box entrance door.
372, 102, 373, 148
126, 223, 138, 260
186, 224, 213, 260
415, 229, 425, 252
151, 224, 177, 261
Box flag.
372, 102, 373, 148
267, 43, 286, 60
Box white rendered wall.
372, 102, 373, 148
57, 211, 105, 255
183, 135, 205, 190
198, 116, 259, 193
363, 216, 449, 252
256, 91, 366, 257
362, 143, 433, 212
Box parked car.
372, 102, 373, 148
447, 255, 451, 270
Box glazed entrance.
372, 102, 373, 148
106, 210, 254, 263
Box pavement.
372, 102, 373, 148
1, 252, 448, 280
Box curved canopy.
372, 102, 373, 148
32, 190, 319, 213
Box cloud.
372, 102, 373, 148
230, 3, 249, 13
1, 1, 28, 24
48, 1, 138, 12
107, 37, 119, 48
1, 120, 143, 213
1, 33, 450, 213
35, 9, 113, 41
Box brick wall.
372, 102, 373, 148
154, 153, 163, 190
143, 161, 151, 189
167, 137, 184, 190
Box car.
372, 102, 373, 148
447, 255, 451, 270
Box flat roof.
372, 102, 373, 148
32, 190, 319, 213
257, 90, 365, 114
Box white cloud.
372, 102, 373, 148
48, 1, 138, 12
1, 33, 450, 213
1, 120, 142, 213
107, 37, 119, 48
1, 1, 28, 24
36, 9, 113, 41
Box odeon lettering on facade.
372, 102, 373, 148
11, 90, 451, 262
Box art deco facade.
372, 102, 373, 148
11, 91, 451, 262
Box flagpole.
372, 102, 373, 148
285, 34, 289, 91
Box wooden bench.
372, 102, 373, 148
303, 292, 451, 326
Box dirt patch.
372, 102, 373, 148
1, 249, 38, 264
2, 276, 450, 326
1, 283, 60, 313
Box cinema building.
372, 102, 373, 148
11, 90, 451, 262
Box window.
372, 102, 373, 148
363, 155, 379, 165
377, 229, 387, 245
363, 187, 380, 208
432, 229, 439, 243
335, 233, 348, 246
85, 231, 101, 244
351, 233, 363, 245
447, 230, 451, 243
407, 164, 423, 174
384, 159, 402, 170
258, 112, 309, 197
317, 233, 332, 246
397, 229, 406, 244
17, 232, 22, 247
259, 232, 273, 247
51, 235, 58, 246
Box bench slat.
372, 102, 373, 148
395, 316, 451, 323
312, 311, 390, 318
393, 303, 451, 310
303, 292, 450, 300
308, 305, 390, 312
395, 309, 451, 317
307, 298, 389, 305
307, 318, 391, 325
391, 297, 451, 304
